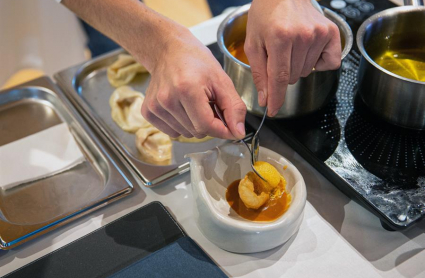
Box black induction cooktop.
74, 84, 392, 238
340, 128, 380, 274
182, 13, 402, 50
208, 0, 424, 230
266, 0, 425, 230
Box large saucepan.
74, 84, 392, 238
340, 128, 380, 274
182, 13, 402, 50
217, 3, 353, 118
357, 0, 425, 129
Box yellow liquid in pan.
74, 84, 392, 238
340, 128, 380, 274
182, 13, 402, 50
374, 49, 425, 82
229, 37, 425, 82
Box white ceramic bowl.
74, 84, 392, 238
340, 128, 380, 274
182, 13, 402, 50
187, 143, 307, 253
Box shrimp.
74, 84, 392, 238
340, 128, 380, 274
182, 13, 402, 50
238, 172, 269, 209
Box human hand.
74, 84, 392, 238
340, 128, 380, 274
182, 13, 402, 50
245, 0, 341, 117
140, 28, 247, 140
62, 0, 246, 140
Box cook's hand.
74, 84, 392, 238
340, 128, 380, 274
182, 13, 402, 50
245, 0, 341, 117
61, 0, 246, 140
140, 29, 247, 140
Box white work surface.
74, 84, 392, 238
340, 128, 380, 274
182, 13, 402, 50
1, 9, 424, 278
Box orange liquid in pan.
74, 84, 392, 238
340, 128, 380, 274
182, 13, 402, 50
228, 40, 250, 65
227, 35, 346, 67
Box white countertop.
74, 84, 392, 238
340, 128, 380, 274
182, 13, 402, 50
1, 9, 425, 278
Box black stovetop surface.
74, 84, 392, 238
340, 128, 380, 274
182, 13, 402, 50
266, 0, 425, 230
208, 0, 425, 230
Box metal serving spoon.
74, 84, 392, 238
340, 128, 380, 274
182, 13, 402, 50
209, 101, 267, 182
251, 107, 268, 164
209, 101, 227, 127
240, 140, 267, 182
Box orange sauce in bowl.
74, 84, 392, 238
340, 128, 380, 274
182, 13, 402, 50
226, 179, 291, 222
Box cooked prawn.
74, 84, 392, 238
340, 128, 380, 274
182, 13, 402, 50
238, 172, 269, 209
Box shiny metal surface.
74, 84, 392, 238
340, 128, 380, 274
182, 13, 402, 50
405, 0, 424, 6
240, 140, 266, 182
206, 99, 265, 181
251, 107, 267, 163
357, 4, 425, 129
54, 51, 233, 187
217, 5, 353, 118
267, 51, 425, 229
0, 77, 134, 249
209, 101, 227, 127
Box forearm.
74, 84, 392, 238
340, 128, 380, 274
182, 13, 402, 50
62, 0, 188, 72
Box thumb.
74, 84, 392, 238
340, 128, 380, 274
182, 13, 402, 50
213, 78, 247, 140
244, 43, 268, 107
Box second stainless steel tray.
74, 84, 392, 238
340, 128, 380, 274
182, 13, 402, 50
0, 77, 135, 249
55, 47, 233, 187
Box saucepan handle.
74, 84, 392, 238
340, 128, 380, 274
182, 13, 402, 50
404, 0, 424, 6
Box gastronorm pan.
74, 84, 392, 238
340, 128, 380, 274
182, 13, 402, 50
0, 77, 134, 249
55, 45, 243, 187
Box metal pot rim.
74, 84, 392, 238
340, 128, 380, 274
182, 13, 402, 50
217, 4, 353, 70
357, 6, 425, 85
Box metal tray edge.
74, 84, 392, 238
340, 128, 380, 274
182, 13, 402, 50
0, 76, 137, 248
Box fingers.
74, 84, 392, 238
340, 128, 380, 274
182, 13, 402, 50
266, 39, 292, 117
315, 23, 342, 71
152, 107, 192, 138
213, 78, 247, 139
143, 86, 195, 138
141, 100, 181, 138
143, 74, 245, 140
244, 41, 268, 107
300, 24, 330, 77
289, 28, 313, 84
155, 90, 197, 138
180, 86, 238, 140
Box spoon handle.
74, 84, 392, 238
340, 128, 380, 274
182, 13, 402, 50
404, 0, 424, 6
241, 140, 267, 182
208, 101, 268, 182
251, 107, 268, 163
209, 101, 228, 127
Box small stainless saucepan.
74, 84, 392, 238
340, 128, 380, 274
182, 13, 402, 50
217, 3, 353, 118
357, 0, 425, 129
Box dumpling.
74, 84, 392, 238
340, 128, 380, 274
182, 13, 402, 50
135, 126, 172, 165
171, 136, 213, 143
107, 54, 148, 87
109, 86, 151, 133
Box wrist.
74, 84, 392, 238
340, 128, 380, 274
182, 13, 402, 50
123, 6, 190, 72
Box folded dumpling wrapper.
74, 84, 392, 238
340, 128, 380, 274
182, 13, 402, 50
107, 54, 148, 87
0, 123, 85, 191
135, 126, 172, 165
110, 86, 151, 133
171, 136, 213, 143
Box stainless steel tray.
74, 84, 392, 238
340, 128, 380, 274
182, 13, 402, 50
55, 48, 232, 187
0, 77, 135, 250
